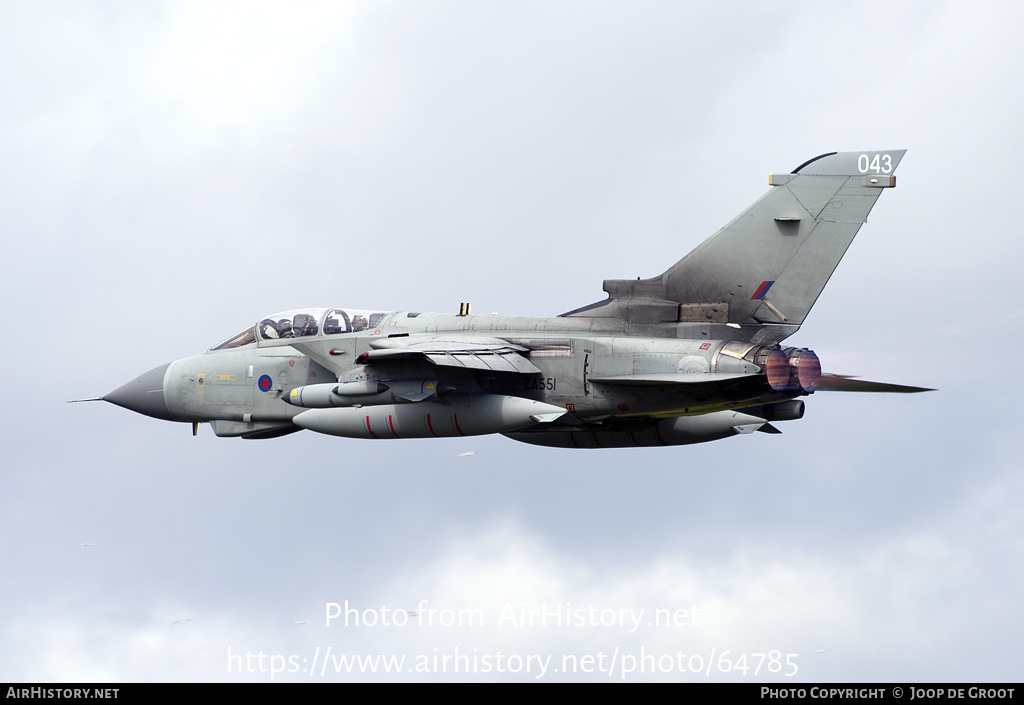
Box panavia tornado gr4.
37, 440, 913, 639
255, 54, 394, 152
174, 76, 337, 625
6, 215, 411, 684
85, 150, 930, 448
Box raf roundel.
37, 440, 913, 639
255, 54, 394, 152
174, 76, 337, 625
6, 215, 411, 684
258, 375, 273, 392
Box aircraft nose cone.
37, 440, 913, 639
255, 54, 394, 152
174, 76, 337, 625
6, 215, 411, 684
103, 363, 173, 421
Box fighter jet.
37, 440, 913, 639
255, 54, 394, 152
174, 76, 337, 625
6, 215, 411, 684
87, 150, 930, 448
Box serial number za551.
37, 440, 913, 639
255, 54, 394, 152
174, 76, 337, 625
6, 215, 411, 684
523, 377, 556, 391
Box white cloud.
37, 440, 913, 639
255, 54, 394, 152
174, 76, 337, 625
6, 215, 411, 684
10, 464, 1020, 681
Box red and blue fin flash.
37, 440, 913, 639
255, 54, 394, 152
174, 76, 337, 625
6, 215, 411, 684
750, 280, 775, 300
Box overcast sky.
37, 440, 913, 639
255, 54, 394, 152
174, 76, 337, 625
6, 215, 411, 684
3, 0, 1022, 682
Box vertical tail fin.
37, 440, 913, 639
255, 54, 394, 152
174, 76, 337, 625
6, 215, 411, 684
563, 150, 906, 338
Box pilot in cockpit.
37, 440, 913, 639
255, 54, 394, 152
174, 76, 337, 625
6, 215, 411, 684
259, 319, 279, 339
293, 313, 318, 337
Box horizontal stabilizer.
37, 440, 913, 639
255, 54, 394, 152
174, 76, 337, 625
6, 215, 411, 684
816, 374, 934, 393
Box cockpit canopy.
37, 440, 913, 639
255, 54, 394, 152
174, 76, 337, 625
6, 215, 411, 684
211, 307, 392, 351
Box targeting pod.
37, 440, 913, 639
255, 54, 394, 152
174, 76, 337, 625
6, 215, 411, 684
284, 381, 389, 408
283, 379, 454, 408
